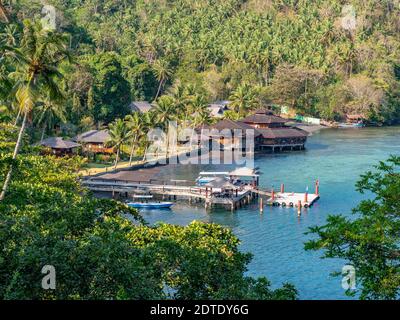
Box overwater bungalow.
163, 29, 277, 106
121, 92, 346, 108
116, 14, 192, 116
242, 108, 308, 152
199, 109, 308, 152
38, 137, 81, 156
198, 119, 263, 151
73, 130, 114, 154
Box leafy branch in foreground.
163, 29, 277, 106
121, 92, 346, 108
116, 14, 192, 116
0, 124, 296, 300
305, 156, 400, 300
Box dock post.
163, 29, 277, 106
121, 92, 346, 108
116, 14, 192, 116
259, 197, 264, 213
304, 192, 308, 204
297, 200, 302, 216
271, 189, 275, 201
281, 184, 285, 194
315, 180, 319, 196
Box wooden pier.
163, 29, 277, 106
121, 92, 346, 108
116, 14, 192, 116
82, 179, 257, 211
82, 172, 320, 212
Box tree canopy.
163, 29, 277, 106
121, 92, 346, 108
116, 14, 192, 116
305, 156, 400, 300
0, 123, 297, 300
1, 0, 399, 125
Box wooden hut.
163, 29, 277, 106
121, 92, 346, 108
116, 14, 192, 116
73, 130, 114, 154
38, 137, 81, 156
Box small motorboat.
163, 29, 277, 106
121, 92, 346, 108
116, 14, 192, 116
196, 176, 216, 186
127, 202, 174, 209
196, 171, 230, 186
338, 122, 365, 128
127, 194, 174, 209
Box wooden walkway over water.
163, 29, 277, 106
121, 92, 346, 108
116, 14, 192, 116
82, 178, 320, 212
82, 179, 256, 211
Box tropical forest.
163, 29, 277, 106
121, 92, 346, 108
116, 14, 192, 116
1, 0, 400, 303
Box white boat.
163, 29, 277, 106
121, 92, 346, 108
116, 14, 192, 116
338, 122, 365, 128
196, 171, 229, 186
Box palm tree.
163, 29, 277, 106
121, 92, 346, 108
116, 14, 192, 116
0, 24, 19, 46
153, 95, 176, 129
108, 118, 132, 169
0, 20, 70, 201
140, 111, 157, 162
35, 97, 67, 142
153, 59, 172, 100
229, 83, 259, 117
153, 96, 177, 158
125, 112, 144, 166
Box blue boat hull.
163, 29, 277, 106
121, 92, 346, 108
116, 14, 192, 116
127, 202, 174, 209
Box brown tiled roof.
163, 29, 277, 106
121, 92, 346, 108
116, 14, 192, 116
257, 127, 309, 139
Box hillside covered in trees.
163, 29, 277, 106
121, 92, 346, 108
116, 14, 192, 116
1, 0, 400, 127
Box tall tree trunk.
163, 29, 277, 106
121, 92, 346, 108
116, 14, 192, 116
0, 112, 28, 201
142, 145, 148, 162
114, 146, 120, 169
14, 108, 21, 126
40, 124, 46, 143
129, 134, 137, 166
0, 2, 9, 23
155, 78, 164, 100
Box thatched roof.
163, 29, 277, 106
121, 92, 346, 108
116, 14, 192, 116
39, 137, 81, 149
73, 130, 110, 144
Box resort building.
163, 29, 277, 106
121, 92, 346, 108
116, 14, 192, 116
73, 130, 114, 154
241, 108, 308, 151
198, 109, 308, 152
38, 137, 81, 156
198, 119, 263, 151
129, 101, 153, 114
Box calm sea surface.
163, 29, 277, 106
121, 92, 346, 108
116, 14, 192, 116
136, 127, 400, 299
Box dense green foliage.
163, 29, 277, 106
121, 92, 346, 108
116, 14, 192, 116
305, 156, 400, 300
1, 0, 400, 130
0, 123, 297, 300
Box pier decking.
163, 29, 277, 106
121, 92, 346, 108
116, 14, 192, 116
82, 179, 256, 211
82, 177, 320, 212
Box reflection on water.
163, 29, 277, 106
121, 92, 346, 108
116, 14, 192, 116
137, 127, 400, 299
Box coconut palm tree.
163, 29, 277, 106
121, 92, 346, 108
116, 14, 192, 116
125, 112, 144, 166
0, 20, 70, 201
229, 83, 259, 117
153, 95, 176, 129
35, 96, 67, 142
153, 96, 177, 158
153, 59, 172, 100
108, 118, 132, 169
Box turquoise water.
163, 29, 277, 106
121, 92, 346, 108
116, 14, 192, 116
139, 127, 400, 300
